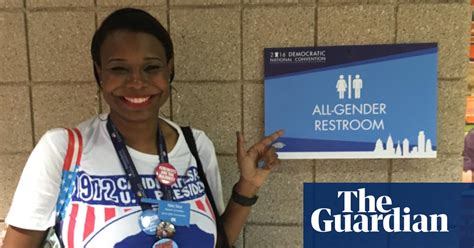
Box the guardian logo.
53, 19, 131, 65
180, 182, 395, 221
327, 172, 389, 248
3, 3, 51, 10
311, 188, 448, 233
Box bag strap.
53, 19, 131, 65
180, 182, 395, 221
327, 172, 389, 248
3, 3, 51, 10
181, 126, 230, 248
56, 128, 83, 220
52, 128, 83, 247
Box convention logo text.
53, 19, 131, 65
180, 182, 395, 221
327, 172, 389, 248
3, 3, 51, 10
269, 50, 326, 64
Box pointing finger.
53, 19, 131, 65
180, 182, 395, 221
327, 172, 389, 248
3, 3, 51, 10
259, 129, 284, 147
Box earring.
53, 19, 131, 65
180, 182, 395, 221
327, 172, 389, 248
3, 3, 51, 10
171, 85, 182, 116
96, 87, 107, 121
158, 86, 173, 119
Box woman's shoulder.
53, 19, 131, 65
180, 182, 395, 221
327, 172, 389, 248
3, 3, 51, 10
160, 118, 216, 155
190, 126, 212, 145
76, 114, 106, 136
162, 118, 213, 145
39, 115, 105, 152
38, 128, 69, 154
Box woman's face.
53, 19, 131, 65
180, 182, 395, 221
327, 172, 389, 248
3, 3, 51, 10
97, 30, 172, 123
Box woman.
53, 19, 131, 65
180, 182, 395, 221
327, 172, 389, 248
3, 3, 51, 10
3, 8, 282, 248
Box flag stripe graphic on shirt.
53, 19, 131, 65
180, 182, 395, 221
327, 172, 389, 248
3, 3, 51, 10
73, 128, 83, 167
195, 199, 205, 212
83, 206, 95, 240
69, 131, 80, 172
104, 207, 116, 222
68, 203, 79, 248
69, 203, 145, 246
205, 197, 216, 221
63, 129, 75, 171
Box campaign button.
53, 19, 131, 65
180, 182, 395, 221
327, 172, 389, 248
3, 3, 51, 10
155, 163, 178, 186
138, 209, 160, 235
156, 221, 176, 239
153, 238, 178, 248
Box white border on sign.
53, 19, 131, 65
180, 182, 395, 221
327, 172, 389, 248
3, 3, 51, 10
277, 152, 437, 159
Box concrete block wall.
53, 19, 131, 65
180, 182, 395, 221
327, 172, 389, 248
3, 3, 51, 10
468, 3, 474, 91
0, 0, 470, 247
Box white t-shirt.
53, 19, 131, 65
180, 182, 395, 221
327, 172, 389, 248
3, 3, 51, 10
6, 115, 224, 248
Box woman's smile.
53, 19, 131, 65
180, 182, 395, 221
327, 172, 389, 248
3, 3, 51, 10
120, 95, 154, 108
123, 96, 150, 104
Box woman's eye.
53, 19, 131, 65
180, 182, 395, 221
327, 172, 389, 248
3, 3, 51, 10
110, 67, 128, 73
144, 66, 161, 72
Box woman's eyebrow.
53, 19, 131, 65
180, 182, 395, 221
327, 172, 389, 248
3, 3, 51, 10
106, 57, 163, 64
107, 58, 126, 63
144, 57, 163, 62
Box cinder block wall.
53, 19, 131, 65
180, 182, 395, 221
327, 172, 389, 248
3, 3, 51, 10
0, 0, 470, 247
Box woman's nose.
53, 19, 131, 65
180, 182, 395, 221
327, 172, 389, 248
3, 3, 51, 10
127, 69, 146, 88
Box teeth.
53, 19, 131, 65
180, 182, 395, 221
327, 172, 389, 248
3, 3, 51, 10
124, 96, 150, 104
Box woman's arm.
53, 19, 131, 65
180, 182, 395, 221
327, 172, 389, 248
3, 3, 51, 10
221, 179, 259, 244
222, 130, 284, 245
2, 226, 46, 248
3, 129, 68, 248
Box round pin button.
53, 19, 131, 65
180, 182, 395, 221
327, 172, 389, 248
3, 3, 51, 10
138, 209, 160, 235
152, 238, 178, 248
156, 221, 176, 239
155, 163, 178, 186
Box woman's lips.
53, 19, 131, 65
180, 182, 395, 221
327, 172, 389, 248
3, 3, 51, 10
120, 96, 153, 108
124, 96, 150, 103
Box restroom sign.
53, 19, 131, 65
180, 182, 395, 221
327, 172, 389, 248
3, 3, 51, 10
264, 43, 438, 159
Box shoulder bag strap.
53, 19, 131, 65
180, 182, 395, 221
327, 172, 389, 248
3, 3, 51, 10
56, 128, 83, 220
181, 126, 230, 248
39, 128, 83, 248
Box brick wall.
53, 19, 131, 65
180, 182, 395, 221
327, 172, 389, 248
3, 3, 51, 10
0, 0, 470, 247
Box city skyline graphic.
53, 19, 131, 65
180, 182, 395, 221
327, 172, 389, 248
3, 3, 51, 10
373, 131, 435, 157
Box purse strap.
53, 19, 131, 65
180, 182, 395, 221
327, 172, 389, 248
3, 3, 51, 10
56, 128, 83, 221
181, 127, 230, 248
53, 128, 83, 247
1, 129, 83, 247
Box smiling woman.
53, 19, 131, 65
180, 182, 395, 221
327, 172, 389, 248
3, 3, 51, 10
98, 31, 171, 123
2, 8, 283, 248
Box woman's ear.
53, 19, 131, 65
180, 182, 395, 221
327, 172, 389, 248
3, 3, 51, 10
94, 62, 102, 79
167, 58, 174, 84
94, 62, 103, 87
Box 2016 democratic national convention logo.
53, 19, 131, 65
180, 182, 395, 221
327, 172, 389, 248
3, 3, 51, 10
304, 183, 474, 248
264, 43, 437, 159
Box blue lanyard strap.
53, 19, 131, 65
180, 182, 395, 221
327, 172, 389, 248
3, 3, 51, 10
106, 116, 176, 210
156, 127, 174, 201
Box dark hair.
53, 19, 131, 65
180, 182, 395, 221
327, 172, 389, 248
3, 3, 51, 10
91, 8, 174, 87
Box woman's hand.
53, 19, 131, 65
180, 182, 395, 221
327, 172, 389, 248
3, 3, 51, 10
235, 130, 284, 195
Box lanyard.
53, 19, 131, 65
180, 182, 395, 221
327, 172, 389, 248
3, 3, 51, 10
106, 116, 174, 210
156, 125, 174, 201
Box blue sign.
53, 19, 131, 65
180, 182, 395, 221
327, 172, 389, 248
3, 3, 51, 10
264, 44, 438, 159
304, 183, 474, 248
